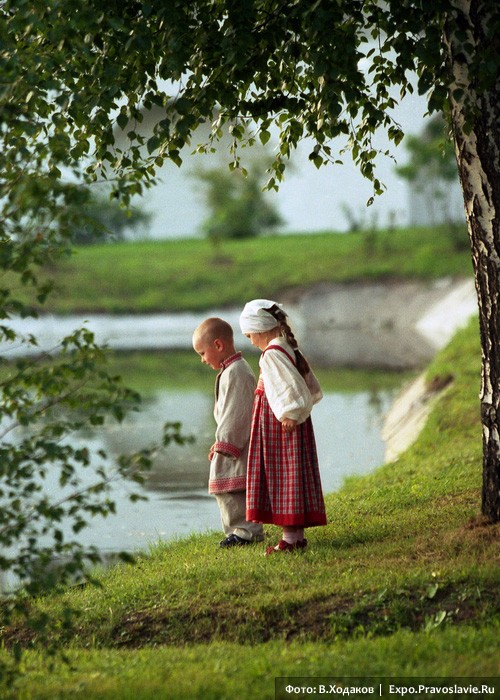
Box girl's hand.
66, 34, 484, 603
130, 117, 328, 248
281, 418, 297, 433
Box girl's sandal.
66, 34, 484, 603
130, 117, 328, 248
265, 539, 308, 556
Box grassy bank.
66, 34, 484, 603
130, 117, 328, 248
3, 318, 499, 698
20, 226, 472, 314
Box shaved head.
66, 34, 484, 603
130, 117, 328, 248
193, 317, 234, 344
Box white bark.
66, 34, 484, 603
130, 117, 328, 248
446, 0, 500, 518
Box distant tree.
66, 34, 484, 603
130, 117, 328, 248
396, 115, 468, 249
340, 202, 366, 233
193, 161, 284, 250
396, 116, 458, 200
70, 192, 151, 246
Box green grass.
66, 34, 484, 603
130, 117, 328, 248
8, 628, 500, 700
16, 226, 473, 314
3, 319, 499, 698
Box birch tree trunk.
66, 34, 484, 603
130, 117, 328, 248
446, 0, 500, 521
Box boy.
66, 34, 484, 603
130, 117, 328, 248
192, 317, 264, 547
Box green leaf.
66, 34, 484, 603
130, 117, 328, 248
116, 112, 128, 130
146, 135, 161, 154
259, 130, 271, 145
426, 583, 439, 599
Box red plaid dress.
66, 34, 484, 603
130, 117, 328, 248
246, 345, 327, 528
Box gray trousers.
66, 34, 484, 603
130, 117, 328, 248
215, 491, 264, 541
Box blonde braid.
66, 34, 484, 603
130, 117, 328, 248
265, 304, 310, 377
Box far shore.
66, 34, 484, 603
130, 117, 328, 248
2, 277, 476, 369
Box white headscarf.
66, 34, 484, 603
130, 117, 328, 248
239, 299, 286, 334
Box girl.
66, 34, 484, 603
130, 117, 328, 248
239, 299, 327, 555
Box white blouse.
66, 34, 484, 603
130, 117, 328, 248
259, 337, 322, 424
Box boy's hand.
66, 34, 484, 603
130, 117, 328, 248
281, 418, 297, 433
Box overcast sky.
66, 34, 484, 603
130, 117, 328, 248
124, 87, 440, 238
274, 90, 431, 233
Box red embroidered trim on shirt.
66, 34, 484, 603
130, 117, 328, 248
209, 476, 246, 494
213, 441, 241, 459
220, 352, 242, 370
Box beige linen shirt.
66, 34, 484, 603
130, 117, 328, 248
260, 337, 323, 424
209, 353, 256, 494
